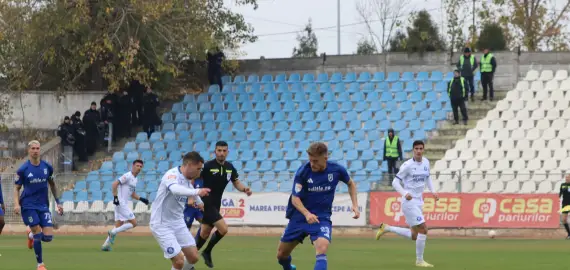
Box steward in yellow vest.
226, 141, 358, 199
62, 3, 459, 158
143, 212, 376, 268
456, 47, 478, 101
383, 128, 403, 175
480, 47, 497, 101
448, 70, 469, 125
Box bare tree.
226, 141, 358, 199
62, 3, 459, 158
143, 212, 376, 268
355, 0, 411, 53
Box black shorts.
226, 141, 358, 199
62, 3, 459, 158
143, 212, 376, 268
202, 206, 223, 225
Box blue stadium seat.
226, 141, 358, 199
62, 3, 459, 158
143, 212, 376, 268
302, 73, 315, 83
261, 74, 273, 83
166, 141, 178, 152
135, 132, 148, 143
74, 181, 87, 192
75, 191, 88, 202
329, 72, 342, 83
394, 92, 407, 102
157, 161, 170, 172
361, 150, 374, 160
315, 73, 328, 83
185, 104, 197, 113
263, 181, 278, 192
351, 160, 364, 171
330, 151, 343, 161
423, 120, 437, 131
145, 161, 157, 170
420, 82, 433, 92
259, 161, 273, 172
62, 191, 74, 202
155, 150, 168, 160
172, 103, 183, 113
274, 160, 287, 172
401, 72, 414, 81
405, 81, 418, 92
416, 72, 429, 81
288, 73, 300, 84
370, 72, 385, 82
114, 161, 127, 172
356, 140, 371, 151
91, 190, 103, 202
386, 72, 400, 82
250, 182, 262, 192
343, 140, 355, 150
357, 72, 371, 83
246, 74, 259, 84
101, 161, 113, 171
343, 72, 356, 83
444, 72, 454, 81
430, 71, 443, 82
145, 182, 158, 193
394, 120, 407, 131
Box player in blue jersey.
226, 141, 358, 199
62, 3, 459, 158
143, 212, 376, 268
184, 178, 204, 231
0, 175, 5, 234
13, 140, 63, 270
277, 142, 360, 270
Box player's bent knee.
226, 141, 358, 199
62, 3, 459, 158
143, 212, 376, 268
129, 219, 138, 227
171, 253, 185, 269
276, 242, 295, 259
41, 234, 53, 242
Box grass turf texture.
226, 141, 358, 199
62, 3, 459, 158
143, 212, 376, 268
0, 235, 567, 270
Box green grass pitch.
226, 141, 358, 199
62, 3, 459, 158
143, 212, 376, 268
0, 235, 568, 269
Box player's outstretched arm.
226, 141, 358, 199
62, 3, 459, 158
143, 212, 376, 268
346, 179, 360, 219
48, 177, 63, 215
131, 192, 149, 205
232, 179, 252, 196
169, 184, 210, 197
13, 184, 22, 215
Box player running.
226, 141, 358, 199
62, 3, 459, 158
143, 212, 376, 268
0, 175, 5, 234
195, 141, 252, 268
101, 159, 150, 251
559, 174, 570, 239
150, 152, 211, 270
277, 142, 360, 270
375, 140, 438, 268
14, 140, 64, 270
184, 178, 204, 231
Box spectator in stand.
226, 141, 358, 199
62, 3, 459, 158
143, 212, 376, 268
383, 128, 403, 176
128, 80, 145, 126
57, 117, 75, 148
142, 87, 160, 138
100, 99, 115, 143
448, 70, 469, 125
83, 102, 102, 155
70, 111, 87, 162
480, 47, 497, 101
207, 47, 225, 90
456, 47, 478, 102
117, 90, 133, 139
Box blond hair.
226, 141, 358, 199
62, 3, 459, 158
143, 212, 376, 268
307, 142, 328, 157
28, 140, 40, 148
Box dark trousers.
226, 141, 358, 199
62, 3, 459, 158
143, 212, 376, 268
463, 76, 475, 95
208, 69, 223, 90
386, 157, 399, 175
450, 98, 468, 122
481, 72, 494, 99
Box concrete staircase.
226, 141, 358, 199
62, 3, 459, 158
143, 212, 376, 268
374, 90, 508, 190
424, 90, 507, 162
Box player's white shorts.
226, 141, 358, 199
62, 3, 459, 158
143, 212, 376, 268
150, 223, 196, 259
402, 199, 425, 227
114, 204, 135, 221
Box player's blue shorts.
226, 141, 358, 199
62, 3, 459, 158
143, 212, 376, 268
0, 207, 4, 216
22, 209, 53, 227
280, 219, 332, 244
184, 207, 203, 228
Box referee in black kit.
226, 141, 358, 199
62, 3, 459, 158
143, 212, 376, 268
560, 174, 570, 239
196, 141, 253, 268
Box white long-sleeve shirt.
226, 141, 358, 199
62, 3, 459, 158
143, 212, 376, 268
392, 157, 434, 201
150, 167, 203, 226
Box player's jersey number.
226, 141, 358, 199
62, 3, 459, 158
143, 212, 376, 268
45, 213, 52, 224
320, 226, 330, 238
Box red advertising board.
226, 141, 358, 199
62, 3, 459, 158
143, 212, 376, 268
369, 192, 560, 228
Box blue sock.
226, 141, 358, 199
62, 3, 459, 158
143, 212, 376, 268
278, 256, 292, 270
314, 254, 327, 270
33, 233, 43, 264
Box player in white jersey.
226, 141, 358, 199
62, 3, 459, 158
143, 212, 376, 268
102, 160, 149, 251
150, 152, 211, 270
374, 140, 439, 268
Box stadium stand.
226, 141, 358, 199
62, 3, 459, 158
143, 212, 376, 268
435, 69, 568, 194
61, 70, 490, 216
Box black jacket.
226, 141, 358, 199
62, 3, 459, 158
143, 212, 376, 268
448, 77, 467, 100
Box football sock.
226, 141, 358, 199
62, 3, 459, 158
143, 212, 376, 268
111, 223, 134, 234
416, 233, 427, 261
204, 231, 224, 253
564, 224, 570, 235
41, 234, 53, 242
314, 254, 327, 270
195, 227, 207, 250
171, 267, 180, 270
28, 231, 34, 240
387, 226, 412, 239
278, 255, 292, 270
33, 233, 43, 264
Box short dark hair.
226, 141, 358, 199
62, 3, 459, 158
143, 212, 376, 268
307, 142, 328, 157
183, 151, 204, 165
133, 159, 144, 166
413, 140, 425, 148
215, 141, 228, 148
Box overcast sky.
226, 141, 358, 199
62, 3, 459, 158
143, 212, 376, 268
227, 0, 445, 59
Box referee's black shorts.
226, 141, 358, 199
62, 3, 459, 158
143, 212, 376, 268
202, 205, 223, 225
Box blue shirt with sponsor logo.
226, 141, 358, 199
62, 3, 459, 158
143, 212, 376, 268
16, 160, 54, 211
286, 161, 350, 222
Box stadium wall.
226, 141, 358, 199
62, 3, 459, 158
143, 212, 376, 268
237, 51, 570, 90
1, 90, 106, 129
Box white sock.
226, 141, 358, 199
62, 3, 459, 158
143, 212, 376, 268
416, 233, 427, 261
103, 236, 111, 246
171, 267, 180, 270
111, 223, 134, 234
28, 232, 33, 240
387, 225, 412, 239
183, 257, 194, 269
